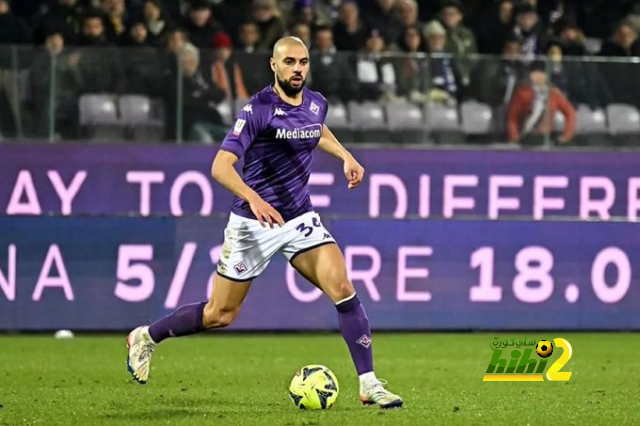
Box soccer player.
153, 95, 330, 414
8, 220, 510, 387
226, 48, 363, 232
126, 36, 403, 409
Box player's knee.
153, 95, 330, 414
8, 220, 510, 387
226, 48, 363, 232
332, 280, 356, 302
202, 305, 239, 329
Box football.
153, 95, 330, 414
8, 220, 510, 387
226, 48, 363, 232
536, 340, 554, 358
289, 364, 339, 410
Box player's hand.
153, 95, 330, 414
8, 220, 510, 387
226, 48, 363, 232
249, 196, 285, 228
344, 156, 364, 190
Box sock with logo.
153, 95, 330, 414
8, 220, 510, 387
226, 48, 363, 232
336, 294, 375, 379
148, 302, 207, 344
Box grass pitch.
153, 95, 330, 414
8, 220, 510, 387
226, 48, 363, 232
1, 333, 639, 425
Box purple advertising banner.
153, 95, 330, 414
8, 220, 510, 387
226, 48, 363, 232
1, 216, 638, 331
1, 144, 640, 220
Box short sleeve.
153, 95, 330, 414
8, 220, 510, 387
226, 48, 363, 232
219, 102, 266, 159
316, 93, 329, 125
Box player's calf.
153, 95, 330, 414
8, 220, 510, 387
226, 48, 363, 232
202, 303, 241, 329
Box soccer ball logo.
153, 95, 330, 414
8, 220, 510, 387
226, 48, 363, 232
536, 340, 554, 358
289, 364, 339, 410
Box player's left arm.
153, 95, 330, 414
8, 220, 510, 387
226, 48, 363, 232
318, 124, 364, 190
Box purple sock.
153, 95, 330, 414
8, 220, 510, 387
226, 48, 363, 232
148, 302, 207, 344
336, 294, 374, 375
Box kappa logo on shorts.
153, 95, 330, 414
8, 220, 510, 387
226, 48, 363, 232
356, 334, 372, 349
323, 233, 331, 240
234, 261, 247, 274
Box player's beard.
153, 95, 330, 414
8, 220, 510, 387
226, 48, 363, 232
277, 74, 305, 97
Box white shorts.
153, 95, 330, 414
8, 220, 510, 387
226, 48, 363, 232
216, 211, 336, 281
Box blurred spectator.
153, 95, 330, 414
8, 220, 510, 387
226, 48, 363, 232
253, 0, 286, 50
29, 31, 82, 139
119, 21, 164, 97
100, 0, 128, 43
599, 21, 640, 57
396, 25, 429, 103
598, 22, 640, 108
142, 0, 172, 47
508, 61, 576, 146
167, 43, 226, 143
469, 36, 525, 107
555, 20, 587, 55
210, 31, 249, 102
545, 40, 611, 109
439, 0, 476, 86
512, 3, 547, 56
237, 21, 261, 53
309, 24, 357, 103
235, 21, 272, 93
78, 10, 111, 46
119, 20, 148, 46
474, 0, 514, 54
289, 21, 311, 46
626, 4, 640, 34
291, 0, 331, 28
439, 0, 477, 57
356, 28, 397, 101
424, 20, 463, 104
183, 0, 225, 49
34, 0, 84, 45
167, 28, 189, 54
362, 0, 403, 48
397, 0, 421, 34
333, 0, 368, 51
76, 11, 126, 94
0, 0, 32, 137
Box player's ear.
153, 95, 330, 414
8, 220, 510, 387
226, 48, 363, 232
269, 57, 276, 73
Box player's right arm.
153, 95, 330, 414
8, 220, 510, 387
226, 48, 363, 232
211, 151, 284, 228
212, 101, 284, 228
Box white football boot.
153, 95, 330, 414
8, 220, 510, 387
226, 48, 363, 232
360, 379, 403, 409
126, 326, 156, 384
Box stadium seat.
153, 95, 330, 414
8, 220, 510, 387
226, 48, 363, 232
461, 100, 498, 144
325, 101, 354, 143
119, 95, 165, 141
233, 97, 250, 114
79, 94, 124, 141
424, 102, 464, 144
217, 101, 233, 126
574, 105, 609, 146
584, 38, 603, 55
384, 101, 428, 144
348, 101, 390, 143
461, 101, 492, 134
606, 103, 640, 146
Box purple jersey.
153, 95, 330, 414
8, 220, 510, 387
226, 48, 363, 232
219, 85, 329, 222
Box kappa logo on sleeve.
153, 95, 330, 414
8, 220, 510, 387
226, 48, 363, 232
241, 104, 253, 114
233, 118, 246, 135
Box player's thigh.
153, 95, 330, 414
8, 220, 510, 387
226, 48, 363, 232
289, 243, 355, 303
205, 213, 284, 323
283, 213, 355, 302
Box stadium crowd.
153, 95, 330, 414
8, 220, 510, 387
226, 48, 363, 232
0, 0, 639, 144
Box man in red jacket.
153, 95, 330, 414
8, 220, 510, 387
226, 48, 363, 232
508, 61, 576, 146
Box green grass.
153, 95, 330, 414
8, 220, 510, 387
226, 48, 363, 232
1, 333, 639, 425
